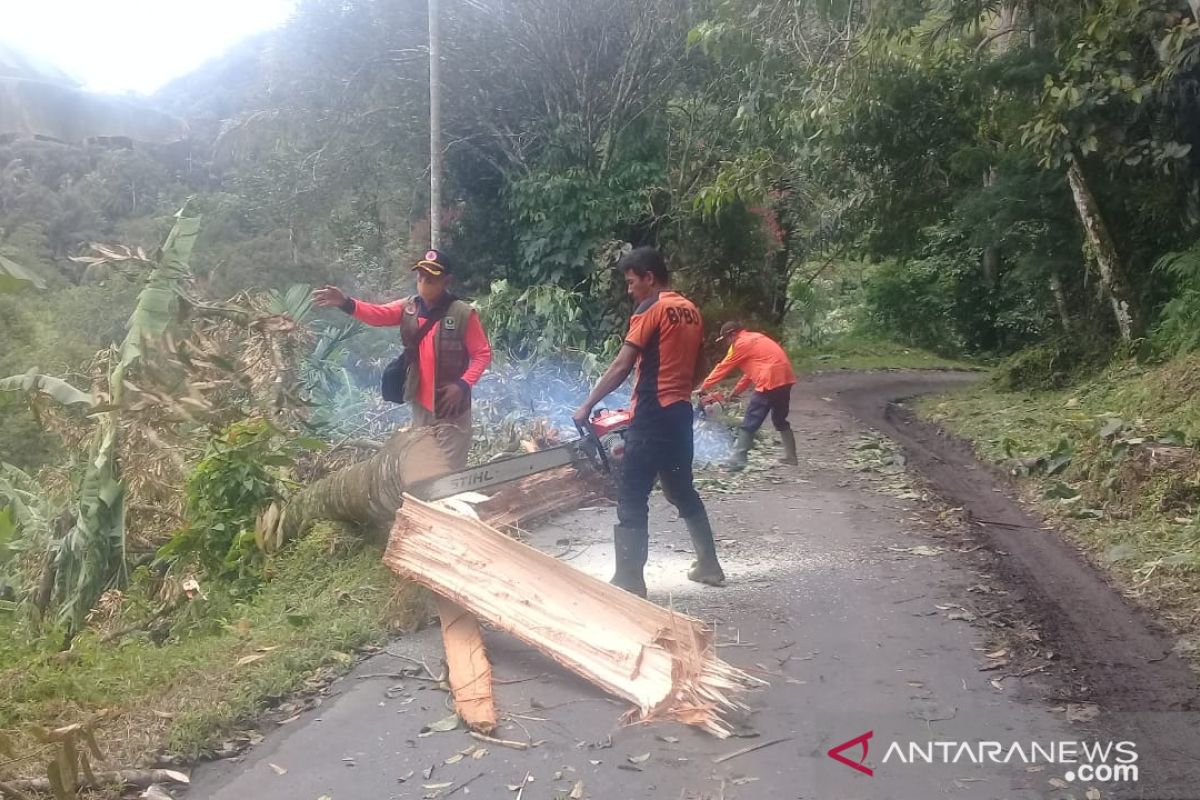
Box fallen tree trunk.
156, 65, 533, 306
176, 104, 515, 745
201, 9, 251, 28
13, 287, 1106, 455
386, 495, 764, 737
279, 430, 605, 543
279, 426, 451, 541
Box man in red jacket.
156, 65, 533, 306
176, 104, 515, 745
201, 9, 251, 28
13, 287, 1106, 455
700, 321, 797, 469
312, 249, 492, 469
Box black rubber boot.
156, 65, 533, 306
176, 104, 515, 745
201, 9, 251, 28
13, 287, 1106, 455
611, 525, 648, 598
780, 427, 799, 465
684, 512, 726, 586
727, 429, 754, 471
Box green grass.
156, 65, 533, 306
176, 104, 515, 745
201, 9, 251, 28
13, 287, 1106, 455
918, 353, 1200, 647
920, 355, 1200, 460
0, 524, 422, 780
790, 335, 980, 372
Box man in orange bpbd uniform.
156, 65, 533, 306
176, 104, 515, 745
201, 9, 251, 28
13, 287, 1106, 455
573, 247, 725, 598
312, 249, 492, 469
699, 321, 798, 469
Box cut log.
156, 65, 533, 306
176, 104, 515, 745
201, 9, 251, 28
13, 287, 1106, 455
436, 594, 498, 735
475, 466, 608, 532
386, 495, 764, 737
427, 465, 605, 733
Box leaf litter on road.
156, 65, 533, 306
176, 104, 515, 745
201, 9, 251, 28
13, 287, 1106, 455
889, 545, 947, 557
1066, 703, 1100, 723
422, 714, 460, 734
507, 772, 534, 797
713, 736, 792, 764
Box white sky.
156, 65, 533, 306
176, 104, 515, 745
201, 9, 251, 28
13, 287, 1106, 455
2, 0, 297, 95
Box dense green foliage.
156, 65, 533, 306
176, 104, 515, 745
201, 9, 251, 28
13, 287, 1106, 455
831, 0, 1200, 358
157, 419, 300, 587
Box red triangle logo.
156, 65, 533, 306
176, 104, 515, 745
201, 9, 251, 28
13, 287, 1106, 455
827, 730, 874, 776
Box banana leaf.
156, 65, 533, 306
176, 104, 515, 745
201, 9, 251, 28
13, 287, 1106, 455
0, 369, 95, 407
55, 416, 125, 634
115, 208, 201, 381
54, 205, 201, 637
0, 253, 45, 293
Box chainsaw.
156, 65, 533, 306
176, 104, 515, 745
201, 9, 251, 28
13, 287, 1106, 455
408, 407, 633, 501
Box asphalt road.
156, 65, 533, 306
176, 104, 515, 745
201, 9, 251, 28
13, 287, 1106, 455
186, 372, 1199, 800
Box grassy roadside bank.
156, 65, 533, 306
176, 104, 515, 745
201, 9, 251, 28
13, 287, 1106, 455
0, 524, 421, 786
917, 354, 1200, 661
789, 335, 980, 372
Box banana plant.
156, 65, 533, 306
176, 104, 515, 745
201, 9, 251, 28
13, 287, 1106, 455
0, 253, 46, 294
0, 462, 56, 609
0, 205, 201, 640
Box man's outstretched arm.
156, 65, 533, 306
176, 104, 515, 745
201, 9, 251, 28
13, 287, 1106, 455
312, 285, 406, 326
699, 343, 745, 392
572, 344, 639, 426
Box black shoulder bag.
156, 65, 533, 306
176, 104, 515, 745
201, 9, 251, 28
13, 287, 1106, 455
380, 300, 451, 404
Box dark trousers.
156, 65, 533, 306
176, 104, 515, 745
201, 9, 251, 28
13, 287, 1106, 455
616, 401, 705, 530
741, 384, 794, 433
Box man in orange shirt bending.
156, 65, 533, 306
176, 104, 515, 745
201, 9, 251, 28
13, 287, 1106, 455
573, 247, 725, 597
700, 321, 798, 469
312, 249, 492, 469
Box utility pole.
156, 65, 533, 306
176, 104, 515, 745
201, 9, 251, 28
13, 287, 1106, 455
428, 0, 443, 250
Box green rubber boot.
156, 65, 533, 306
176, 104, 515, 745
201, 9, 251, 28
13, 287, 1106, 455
684, 512, 726, 586
780, 427, 799, 466
611, 525, 648, 598
727, 429, 754, 471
